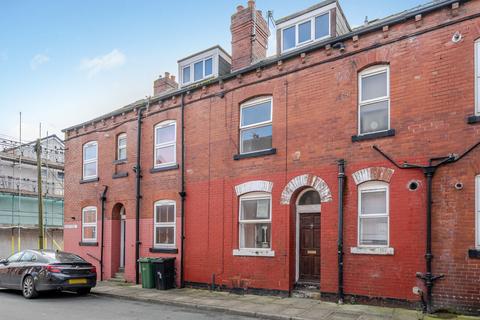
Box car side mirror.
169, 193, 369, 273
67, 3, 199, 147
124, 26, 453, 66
0, 259, 8, 265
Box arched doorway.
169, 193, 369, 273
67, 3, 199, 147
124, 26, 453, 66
111, 203, 126, 276
296, 188, 321, 286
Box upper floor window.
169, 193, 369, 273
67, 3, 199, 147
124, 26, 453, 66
117, 133, 127, 161
154, 121, 176, 168
476, 175, 480, 248
281, 12, 330, 52
475, 40, 480, 115
358, 65, 390, 135
240, 97, 272, 154
358, 181, 389, 247
83, 141, 98, 179
82, 206, 97, 242
154, 200, 176, 248
239, 193, 272, 250
182, 57, 213, 85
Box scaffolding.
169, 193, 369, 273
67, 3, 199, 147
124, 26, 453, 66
0, 134, 65, 256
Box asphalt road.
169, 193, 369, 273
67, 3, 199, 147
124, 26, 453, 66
0, 289, 255, 320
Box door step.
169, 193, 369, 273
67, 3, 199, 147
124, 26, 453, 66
108, 272, 126, 283
292, 282, 321, 300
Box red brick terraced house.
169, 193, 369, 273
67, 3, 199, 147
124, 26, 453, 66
62, 0, 480, 314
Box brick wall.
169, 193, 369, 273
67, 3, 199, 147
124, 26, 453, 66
64, 0, 480, 314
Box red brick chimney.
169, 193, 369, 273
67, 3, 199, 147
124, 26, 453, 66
230, 0, 270, 71
153, 72, 178, 96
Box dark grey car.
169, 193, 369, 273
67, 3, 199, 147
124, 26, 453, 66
0, 249, 96, 299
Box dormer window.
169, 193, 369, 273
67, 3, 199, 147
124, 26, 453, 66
178, 46, 231, 87
276, 1, 350, 55
281, 12, 330, 52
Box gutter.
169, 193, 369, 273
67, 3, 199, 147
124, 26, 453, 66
100, 185, 108, 281
179, 93, 186, 288
62, 0, 467, 133
337, 159, 346, 304
134, 102, 148, 284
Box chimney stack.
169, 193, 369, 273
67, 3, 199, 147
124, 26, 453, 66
153, 72, 179, 96
230, 0, 270, 71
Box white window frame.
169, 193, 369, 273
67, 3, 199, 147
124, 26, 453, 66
281, 12, 331, 53
358, 65, 390, 136
238, 192, 272, 251
475, 40, 480, 115
182, 56, 214, 85
82, 206, 97, 242
357, 181, 390, 248
239, 96, 273, 154
154, 120, 176, 168
82, 141, 98, 180
117, 133, 127, 161
476, 175, 480, 248
153, 200, 176, 248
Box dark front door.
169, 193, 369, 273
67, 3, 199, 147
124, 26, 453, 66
299, 213, 320, 283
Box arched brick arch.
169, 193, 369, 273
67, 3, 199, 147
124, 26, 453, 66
280, 174, 332, 205
351, 167, 394, 185
235, 180, 273, 196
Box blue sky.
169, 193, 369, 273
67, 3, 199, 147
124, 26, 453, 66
0, 0, 429, 142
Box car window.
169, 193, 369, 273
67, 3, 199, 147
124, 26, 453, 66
20, 251, 36, 262
7, 252, 23, 263
39, 251, 86, 263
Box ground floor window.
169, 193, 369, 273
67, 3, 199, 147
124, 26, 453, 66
239, 193, 271, 249
358, 181, 389, 247
82, 206, 97, 242
154, 200, 176, 248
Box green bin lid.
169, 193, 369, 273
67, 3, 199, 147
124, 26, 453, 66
137, 257, 154, 263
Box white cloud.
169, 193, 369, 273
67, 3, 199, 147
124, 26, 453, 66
30, 53, 50, 70
80, 49, 126, 78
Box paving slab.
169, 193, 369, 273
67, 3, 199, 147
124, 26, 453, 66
92, 282, 478, 320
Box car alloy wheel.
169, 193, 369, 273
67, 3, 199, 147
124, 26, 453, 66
22, 276, 38, 299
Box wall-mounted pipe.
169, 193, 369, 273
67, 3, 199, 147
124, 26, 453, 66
134, 103, 148, 285
100, 185, 108, 281
179, 93, 186, 288
373, 140, 480, 313
337, 159, 346, 304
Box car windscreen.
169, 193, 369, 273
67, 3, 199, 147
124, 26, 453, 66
40, 251, 87, 264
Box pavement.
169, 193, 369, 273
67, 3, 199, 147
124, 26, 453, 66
0, 288, 254, 320
91, 282, 480, 320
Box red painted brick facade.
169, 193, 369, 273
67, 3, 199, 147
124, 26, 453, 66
63, 0, 480, 314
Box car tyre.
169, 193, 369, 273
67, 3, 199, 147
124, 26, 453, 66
77, 288, 91, 295
22, 275, 38, 299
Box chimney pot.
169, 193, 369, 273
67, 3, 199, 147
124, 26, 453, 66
247, 0, 255, 9
165, 72, 170, 78
236, 5, 244, 12
171, 75, 176, 82
154, 72, 178, 96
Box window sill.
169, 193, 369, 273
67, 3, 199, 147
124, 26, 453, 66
79, 241, 98, 247
79, 177, 99, 184
233, 148, 277, 160
352, 129, 396, 142
112, 172, 128, 179
350, 247, 394, 255
233, 249, 275, 257
467, 115, 480, 124
113, 159, 127, 164
468, 249, 480, 259
150, 247, 178, 254
150, 163, 179, 173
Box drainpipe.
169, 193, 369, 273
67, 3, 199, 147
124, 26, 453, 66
134, 103, 148, 285
100, 185, 108, 281
179, 93, 186, 288
372, 140, 480, 313
337, 159, 346, 304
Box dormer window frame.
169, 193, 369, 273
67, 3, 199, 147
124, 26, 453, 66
178, 46, 231, 88
182, 56, 214, 86
280, 10, 331, 53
